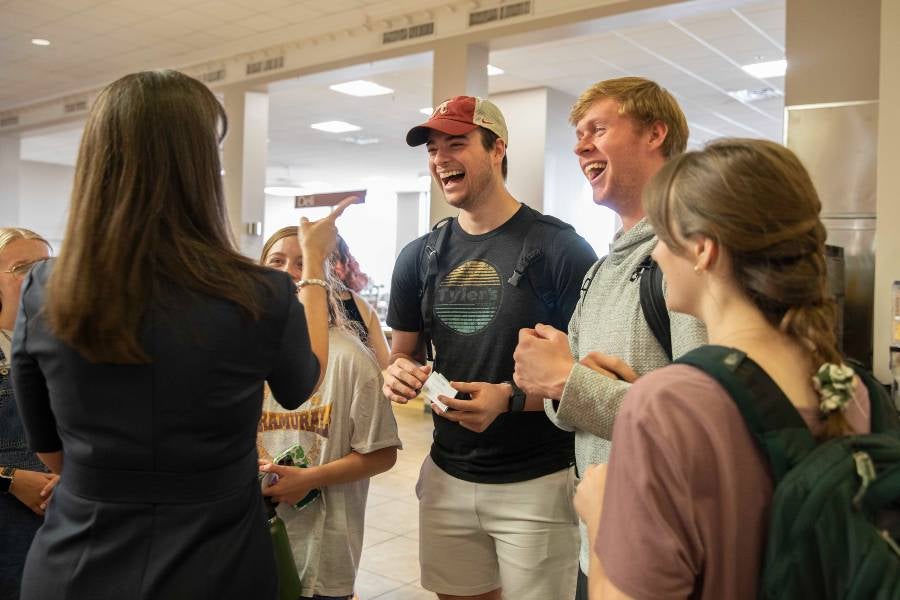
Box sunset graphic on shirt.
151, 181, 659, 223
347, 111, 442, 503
434, 259, 502, 335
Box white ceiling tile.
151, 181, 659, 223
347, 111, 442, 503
2, 0, 64, 19
0, 9, 49, 30
209, 22, 257, 41
190, 1, 258, 22
277, 3, 324, 23
129, 18, 195, 38
239, 13, 287, 33
229, 0, 296, 11
77, 4, 145, 26
157, 9, 226, 30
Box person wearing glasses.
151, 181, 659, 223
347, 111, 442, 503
0, 227, 56, 600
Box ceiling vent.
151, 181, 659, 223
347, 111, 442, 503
64, 100, 88, 113
382, 22, 434, 44
246, 56, 284, 76
201, 68, 226, 83
727, 87, 782, 103
0, 115, 19, 128
340, 135, 380, 145
469, 1, 531, 27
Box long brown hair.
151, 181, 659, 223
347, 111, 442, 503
643, 138, 847, 436
47, 70, 270, 364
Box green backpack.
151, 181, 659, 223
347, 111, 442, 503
677, 345, 900, 599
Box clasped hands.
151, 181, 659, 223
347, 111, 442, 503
10, 469, 59, 516
512, 324, 638, 399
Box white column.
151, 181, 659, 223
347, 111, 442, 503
427, 40, 489, 226
395, 191, 421, 260
874, 1, 900, 382
0, 134, 21, 227
222, 89, 269, 258
489, 88, 549, 212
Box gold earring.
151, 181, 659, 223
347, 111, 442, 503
693, 265, 702, 274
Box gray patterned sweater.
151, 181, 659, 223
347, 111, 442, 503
543, 218, 707, 572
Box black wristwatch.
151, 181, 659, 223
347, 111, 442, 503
0, 466, 16, 493
506, 381, 527, 413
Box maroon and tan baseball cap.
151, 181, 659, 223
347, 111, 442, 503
406, 96, 509, 147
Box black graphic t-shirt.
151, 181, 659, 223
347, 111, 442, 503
388, 205, 597, 483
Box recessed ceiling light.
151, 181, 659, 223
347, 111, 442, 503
419, 107, 433, 115
310, 121, 361, 133
487, 64, 504, 76
741, 59, 786, 79
31, 38, 51, 46
329, 80, 394, 97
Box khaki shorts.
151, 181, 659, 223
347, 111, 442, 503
416, 456, 579, 598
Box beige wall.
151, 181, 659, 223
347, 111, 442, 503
873, 1, 900, 381
18, 160, 73, 248
785, 0, 880, 105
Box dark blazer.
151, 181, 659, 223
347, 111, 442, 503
11, 260, 319, 600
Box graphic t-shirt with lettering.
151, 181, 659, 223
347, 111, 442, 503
388, 204, 597, 483
258, 328, 402, 598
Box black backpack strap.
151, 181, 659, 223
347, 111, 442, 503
633, 255, 672, 361
507, 205, 574, 313
418, 217, 454, 362
846, 358, 900, 433
676, 345, 817, 484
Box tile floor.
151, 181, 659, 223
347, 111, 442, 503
357, 400, 434, 599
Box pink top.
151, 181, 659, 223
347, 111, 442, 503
596, 364, 871, 600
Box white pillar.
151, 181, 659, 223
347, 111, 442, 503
0, 135, 21, 227
222, 89, 269, 258
395, 191, 421, 259
427, 41, 489, 226
874, 1, 900, 383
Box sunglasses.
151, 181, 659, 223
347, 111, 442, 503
2, 257, 50, 277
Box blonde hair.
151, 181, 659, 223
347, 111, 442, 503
0, 227, 51, 311
643, 138, 847, 437
570, 77, 689, 158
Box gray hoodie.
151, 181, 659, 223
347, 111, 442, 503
544, 217, 707, 572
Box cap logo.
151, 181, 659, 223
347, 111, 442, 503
435, 101, 450, 116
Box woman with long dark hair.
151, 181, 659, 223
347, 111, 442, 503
11, 70, 352, 599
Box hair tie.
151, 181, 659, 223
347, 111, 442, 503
812, 362, 857, 416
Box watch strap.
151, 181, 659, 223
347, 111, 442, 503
0, 466, 16, 493
506, 381, 527, 413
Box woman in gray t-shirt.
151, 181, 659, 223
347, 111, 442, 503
257, 228, 402, 600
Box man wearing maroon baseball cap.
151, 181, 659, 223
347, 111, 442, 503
383, 95, 596, 599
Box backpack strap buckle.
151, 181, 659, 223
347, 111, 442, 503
851, 451, 877, 510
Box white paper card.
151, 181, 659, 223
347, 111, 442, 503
421, 371, 457, 412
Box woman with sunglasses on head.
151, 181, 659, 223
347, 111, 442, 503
0, 228, 56, 600
10, 70, 352, 600
573, 138, 871, 600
